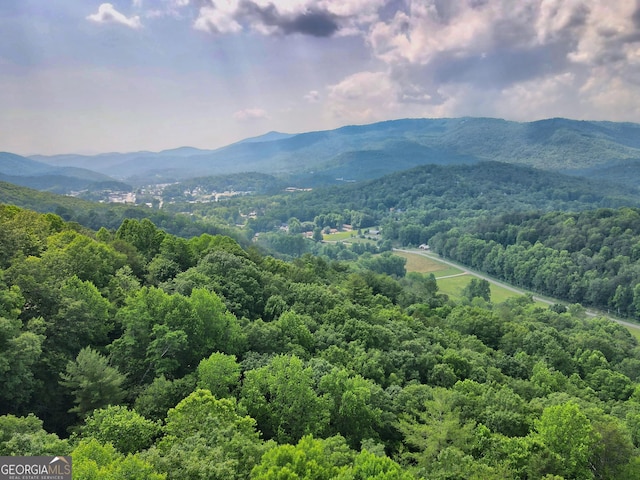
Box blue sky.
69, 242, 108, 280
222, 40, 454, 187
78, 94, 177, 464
2, 0, 640, 155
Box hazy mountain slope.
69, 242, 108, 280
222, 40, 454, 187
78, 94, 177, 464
0, 152, 63, 176
0, 152, 118, 192
26, 117, 640, 186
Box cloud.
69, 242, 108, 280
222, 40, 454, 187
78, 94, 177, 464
304, 90, 320, 102
87, 3, 142, 28
194, 3, 242, 34
234, 108, 269, 121
193, 0, 386, 36
327, 71, 400, 122
322, 0, 640, 123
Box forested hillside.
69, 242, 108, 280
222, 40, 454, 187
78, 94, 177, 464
221, 161, 640, 233
2, 204, 640, 479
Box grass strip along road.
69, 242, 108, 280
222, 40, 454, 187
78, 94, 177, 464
395, 248, 640, 339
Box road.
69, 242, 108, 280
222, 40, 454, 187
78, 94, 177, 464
395, 248, 640, 332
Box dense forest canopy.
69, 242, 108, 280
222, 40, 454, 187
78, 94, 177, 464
2, 202, 640, 479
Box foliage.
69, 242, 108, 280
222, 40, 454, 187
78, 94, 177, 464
81, 406, 160, 454
1, 205, 640, 478
71, 438, 165, 480
59, 347, 126, 419
145, 389, 267, 480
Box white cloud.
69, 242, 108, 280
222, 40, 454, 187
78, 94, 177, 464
327, 71, 399, 122
304, 90, 320, 103
234, 108, 269, 121
87, 3, 142, 28
194, 2, 242, 34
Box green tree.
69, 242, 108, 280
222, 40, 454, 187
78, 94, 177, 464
72, 438, 165, 480
49, 276, 113, 356
42, 230, 126, 289
196, 352, 241, 399
342, 449, 415, 480
462, 278, 491, 302
398, 387, 476, 470
110, 287, 245, 384
0, 286, 43, 412
313, 227, 324, 242
319, 368, 384, 448
81, 405, 161, 454
60, 347, 126, 419
115, 218, 166, 262
133, 374, 197, 422
240, 355, 330, 443
250, 435, 348, 480
531, 402, 599, 479
0, 414, 69, 456
145, 389, 266, 480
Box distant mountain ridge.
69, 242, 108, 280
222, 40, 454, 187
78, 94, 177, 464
21, 117, 640, 187
0, 151, 120, 193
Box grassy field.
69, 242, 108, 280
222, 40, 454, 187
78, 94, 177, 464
436, 275, 516, 303
397, 250, 640, 338
322, 230, 359, 241
395, 250, 456, 274
396, 250, 522, 303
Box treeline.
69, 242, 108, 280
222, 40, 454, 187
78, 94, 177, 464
430, 207, 640, 317
2, 204, 640, 478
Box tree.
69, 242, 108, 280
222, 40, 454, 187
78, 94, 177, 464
345, 449, 415, 480
531, 402, 598, 479
60, 347, 126, 419
110, 287, 245, 384
71, 438, 165, 480
250, 435, 348, 480
49, 275, 113, 357
0, 285, 43, 412
251, 435, 414, 480
196, 352, 241, 399
145, 389, 266, 480
42, 230, 126, 289
319, 368, 384, 448
462, 278, 491, 302
398, 387, 476, 470
0, 414, 69, 456
81, 405, 161, 454
133, 374, 197, 422
240, 355, 330, 443
115, 218, 166, 262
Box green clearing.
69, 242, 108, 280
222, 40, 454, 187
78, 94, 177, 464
433, 268, 464, 278
323, 230, 358, 241
398, 250, 640, 338
435, 274, 515, 303
395, 251, 452, 274
397, 250, 522, 303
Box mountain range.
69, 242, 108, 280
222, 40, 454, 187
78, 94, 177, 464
3, 117, 640, 191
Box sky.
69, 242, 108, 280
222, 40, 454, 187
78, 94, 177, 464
1, 0, 640, 155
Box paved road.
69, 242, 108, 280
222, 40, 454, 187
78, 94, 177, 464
395, 248, 640, 332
